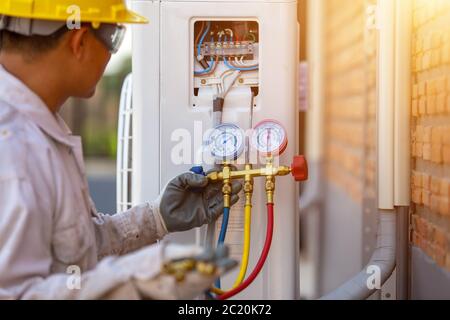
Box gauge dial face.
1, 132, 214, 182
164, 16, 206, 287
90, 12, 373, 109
208, 123, 244, 161
251, 120, 288, 156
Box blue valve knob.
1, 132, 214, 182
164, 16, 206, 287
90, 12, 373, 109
190, 166, 206, 176
190, 166, 206, 193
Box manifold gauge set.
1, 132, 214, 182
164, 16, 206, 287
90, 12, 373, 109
207, 119, 289, 161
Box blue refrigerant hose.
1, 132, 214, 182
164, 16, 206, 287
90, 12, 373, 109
215, 207, 230, 289
218, 207, 230, 244
190, 166, 230, 290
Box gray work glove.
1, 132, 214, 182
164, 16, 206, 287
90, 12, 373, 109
155, 172, 242, 233
132, 243, 237, 300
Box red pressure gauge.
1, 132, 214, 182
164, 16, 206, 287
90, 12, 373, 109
251, 119, 288, 157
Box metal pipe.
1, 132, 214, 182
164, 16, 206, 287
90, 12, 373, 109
394, 0, 411, 206
393, 0, 412, 299
320, 210, 396, 300
301, 0, 326, 298
320, 0, 404, 299
305, 0, 325, 164
300, 0, 325, 212
396, 206, 410, 299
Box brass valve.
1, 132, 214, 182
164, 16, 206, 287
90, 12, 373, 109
207, 155, 308, 204
162, 259, 196, 282
208, 159, 288, 204
265, 175, 276, 204
207, 163, 291, 182
243, 164, 254, 206
163, 259, 217, 282
221, 163, 232, 208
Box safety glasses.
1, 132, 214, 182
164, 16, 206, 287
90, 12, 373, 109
90, 23, 126, 54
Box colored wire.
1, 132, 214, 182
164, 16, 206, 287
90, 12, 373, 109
195, 56, 219, 77
234, 30, 239, 42
244, 32, 256, 42
234, 56, 243, 66
196, 34, 219, 77
218, 203, 274, 300
210, 203, 252, 295
224, 28, 234, 39
218, 69, 235, 94
195, 21, 205, 50
194, 57, 214, 75
194, 21, 211, 75
218, 31, 224, 42
222, 35, 257, 71
197, 21, 211, 57
224, 56, 258, 71
214, 207, 230, 288
226, 33, 258, 71
234, 56, 259, 69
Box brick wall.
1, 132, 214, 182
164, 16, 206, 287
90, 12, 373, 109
411, 0, 450, 271
324, 0, 377, 202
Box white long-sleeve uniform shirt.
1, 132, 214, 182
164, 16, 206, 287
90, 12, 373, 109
0, 65, 168, 299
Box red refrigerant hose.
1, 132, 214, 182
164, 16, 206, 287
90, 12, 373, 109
218, 203, 274, 300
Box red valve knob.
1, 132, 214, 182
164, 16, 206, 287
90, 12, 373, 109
291, 155, 308, 181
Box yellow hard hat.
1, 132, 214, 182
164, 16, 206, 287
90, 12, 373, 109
0, 0, 148, 24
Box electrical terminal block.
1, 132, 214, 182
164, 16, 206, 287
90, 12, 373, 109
200, 41, 256, 59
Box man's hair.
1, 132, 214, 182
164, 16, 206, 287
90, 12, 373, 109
0, 27, 68, 59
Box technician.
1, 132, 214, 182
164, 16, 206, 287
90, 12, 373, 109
0, 0, 241, 299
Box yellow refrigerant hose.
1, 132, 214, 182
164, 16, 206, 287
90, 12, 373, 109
210, 203, 252, 295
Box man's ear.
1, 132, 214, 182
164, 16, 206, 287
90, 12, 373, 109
68, 27, 90, 60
